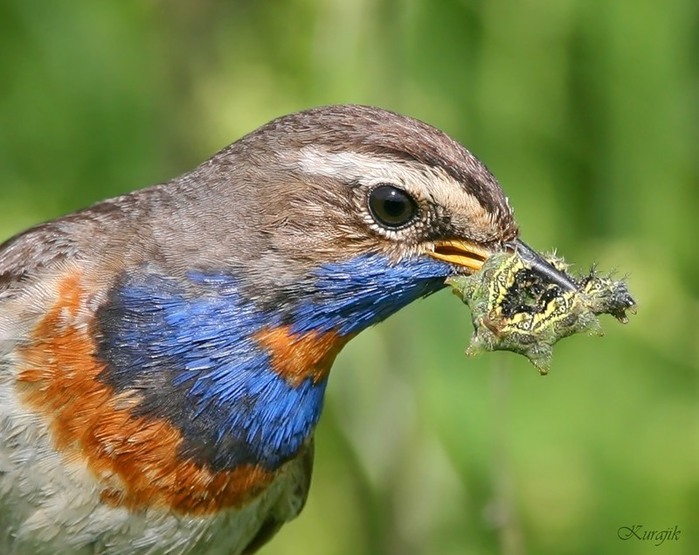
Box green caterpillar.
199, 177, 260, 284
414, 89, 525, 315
447, 252, 636, 374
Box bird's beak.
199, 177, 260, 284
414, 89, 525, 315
428, 239, 492, 273
429, 238, 578, 292
511, 239, 578, 292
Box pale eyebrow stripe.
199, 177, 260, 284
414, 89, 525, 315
291, 144, 500, 238
294, 144, 489, 213
294, 145, 423, 184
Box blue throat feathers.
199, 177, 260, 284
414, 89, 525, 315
96, 253, 452, 473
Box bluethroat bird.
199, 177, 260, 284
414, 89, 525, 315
0, 105, 571, 554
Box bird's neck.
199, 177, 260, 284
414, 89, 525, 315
96, 254, 450, 473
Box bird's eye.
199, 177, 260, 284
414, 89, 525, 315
368, 184, 418, 228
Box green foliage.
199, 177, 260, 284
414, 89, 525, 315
1, 1, 696, 553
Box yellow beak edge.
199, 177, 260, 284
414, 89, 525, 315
428, 240, 493, 273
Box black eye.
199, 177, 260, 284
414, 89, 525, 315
368, 184, 418, 228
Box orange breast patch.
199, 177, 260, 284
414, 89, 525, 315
255, 325, 352, 386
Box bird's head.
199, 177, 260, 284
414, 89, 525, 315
182, 104, 574, 336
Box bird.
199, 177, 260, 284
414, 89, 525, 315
0, 104, 570, 554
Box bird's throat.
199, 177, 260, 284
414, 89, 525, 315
289, 253, 453, 335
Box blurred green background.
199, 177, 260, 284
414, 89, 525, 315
1, 1, 697, 554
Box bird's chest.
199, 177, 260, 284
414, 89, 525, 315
1, 254, 445, 552
0, 269, 328, 553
